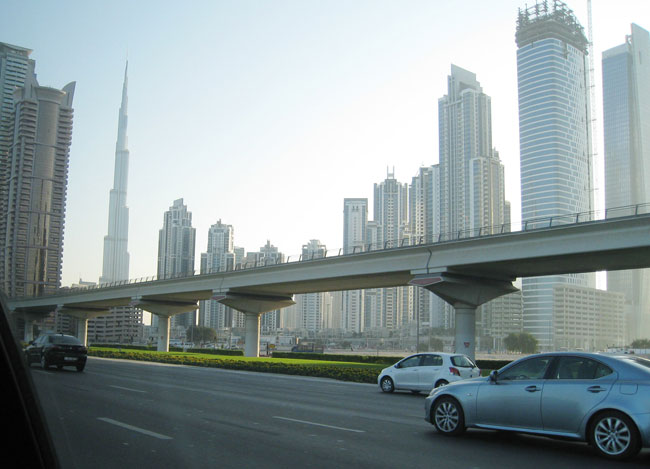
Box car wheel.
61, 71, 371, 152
380, 376, 394, 393
435, 380, 449, 388
591, 411, 640, 460
76, 363, 85, 372
40, 353, 50, 370
432, 397, 465, 436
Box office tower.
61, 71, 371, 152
342, 198, 367, 333
374, 170, 409, 329
516, 1, 594, 349
603, 24, 650, 341
297, 240, 328, 331
157, 199, 196, 328
100, 63, 130, 284
1, 70, 75, 298
199, 220, 235, 330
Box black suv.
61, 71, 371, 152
25, 334, 88, 372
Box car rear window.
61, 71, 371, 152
49, 336, 82, 345
451, 355, 476, 368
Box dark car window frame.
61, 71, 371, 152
499, 355, 555, 381
551, 356, 614, 380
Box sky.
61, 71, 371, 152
2, 0, 649, 287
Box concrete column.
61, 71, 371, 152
453, 304, 476, 359
213, 291, 295, 358
24, 319, 34, 343
410, 272, 517, 361
244, 313, 261, 358
156, 315, 171, 352
77, 317, 89, 346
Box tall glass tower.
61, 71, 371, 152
603, 23, 650, 341
516, 1, 594, 349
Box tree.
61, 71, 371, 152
630, 338, 650, 349
186, 325, 217, 344
504, 332, 538, 354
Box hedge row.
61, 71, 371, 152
272, 352, 512, 371
89, 349, 378, 384
272, 352, 402, 365
90, 344, 243, 356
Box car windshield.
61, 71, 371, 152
2, 0, 650, 467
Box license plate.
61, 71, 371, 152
64, 357, 76, 361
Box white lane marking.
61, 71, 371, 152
273, 416, 365, 433
109, 385, 147, 393
98, 417, 173, 440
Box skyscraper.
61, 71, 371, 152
439, 65, 506, 237
90, 63, 142, 343
0, 42, 35, 248
199, 219, 235, 330
297, 239, 328, 331
1, 69, 75, 298
157, 199, 196, 328
342, 198, 367, 332
603, 23, 650, 341
100, 63, 130, 284
516, 1, 594, 349
374, 170, 409, 329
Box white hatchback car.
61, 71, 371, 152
378, 352, 480, 393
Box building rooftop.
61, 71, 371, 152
516, 0, 588, 53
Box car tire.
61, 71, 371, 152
432, 396, 465, 436
435, 380, 449, 388
380, 376, 394, 393
76, 363, 85, 372
40, 354, 50, 370
590, 411, 641, 460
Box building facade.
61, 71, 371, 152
1, 70, 75, 299
342, 198, 368, 333
516, 1, 594, 349
603, 23, 650, 342
157, 199, 196, 329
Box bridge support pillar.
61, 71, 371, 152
130, 298, 199, 353
410, 272, 518, 360
77, 317, 89, 346
213, 291, 295, 357
24, 319, 34, 343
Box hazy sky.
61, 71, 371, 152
2, 0, 649, 287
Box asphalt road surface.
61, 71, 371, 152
29, 357, 650, 468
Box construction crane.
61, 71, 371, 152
587, 0, 602, 216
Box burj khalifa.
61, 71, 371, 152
100, 63, 130, 284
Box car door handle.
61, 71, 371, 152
587, 386, 606, 393
525, 385, 540, 392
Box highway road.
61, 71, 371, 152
29, 357, 649, 468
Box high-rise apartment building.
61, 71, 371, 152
199, 220, 235, 330
342, 198, 367, 333
297, 239, 328, 331
516, 1, 594, 349
439, 65, 506, 237
374, 171, 409, 329
603, 24, 650, 342
157, 199, 196, 328
0, 42, 35, 254
1, 68, 75, 298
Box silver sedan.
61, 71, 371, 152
424, 352, 650, 460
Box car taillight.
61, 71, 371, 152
449, 367, 460, 376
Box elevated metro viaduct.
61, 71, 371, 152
8, 212, 650, 360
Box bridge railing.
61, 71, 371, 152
30, 202, 650, 298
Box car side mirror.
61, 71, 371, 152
489, 370, 498, 383
394, 363, 401, 369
